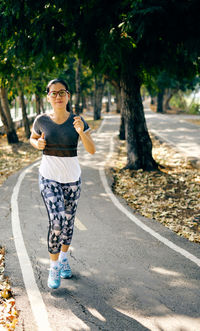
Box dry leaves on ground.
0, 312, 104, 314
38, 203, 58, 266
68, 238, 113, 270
0, 128, 41, 186
0, 247, 19, 330
110, 134, 200, 244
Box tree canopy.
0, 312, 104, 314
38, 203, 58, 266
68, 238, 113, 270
0, 0, 200, 167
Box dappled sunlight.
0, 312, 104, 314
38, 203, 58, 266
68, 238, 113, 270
124, 232, 146, 242
86, 307, 106, 322
75, 217, 87, 231
84, 181, 95, 186
113, 307, 200, 331
151, 267, 199, 289
80, 268, 100, 277
57, 310, 90, 331
39, 237, 48, 246
78, 130, 118, 170
169, 279, 199, 289
37, 257, 49, 265
150, 267, 181, 277
145, 108, 200, 158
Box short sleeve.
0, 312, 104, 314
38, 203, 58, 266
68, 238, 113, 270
32, 116, 42, 136
81, 116, 90, 133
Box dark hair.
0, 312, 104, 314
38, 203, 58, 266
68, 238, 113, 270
46, 78, 69, 93
46, 78, 71, 112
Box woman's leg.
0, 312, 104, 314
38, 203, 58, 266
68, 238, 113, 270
59, 178, 81, 278
61, 178, 81, 247
39, 176, 66, 255
39, 175, 66, 288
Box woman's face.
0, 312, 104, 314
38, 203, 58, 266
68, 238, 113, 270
47, 83, 70, 110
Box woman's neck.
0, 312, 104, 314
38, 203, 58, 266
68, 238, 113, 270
50, 108, 70, 123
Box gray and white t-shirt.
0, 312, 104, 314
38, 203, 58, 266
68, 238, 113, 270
32, 112, 90, 183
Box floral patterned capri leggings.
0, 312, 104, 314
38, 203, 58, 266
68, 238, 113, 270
39, 175, 81, 254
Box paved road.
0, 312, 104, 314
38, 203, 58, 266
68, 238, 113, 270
1, 113, 200, 331
144, 103, 200, 160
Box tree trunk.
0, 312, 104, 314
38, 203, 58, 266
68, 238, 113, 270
150, 96, 156, 105
164, 89, 173, 110
156, 89, 164, 113
115, 85, 121, 113
75, 58, 82, 115
40, 98, 45, 113
121, 73, 158, 170
94, 76, 105, 120
19, 90, 31, 139
35, 94, 41, 115
82, 95, 87, 110
0, 87, 19, 143
106, 85, 111, 113
0, 98, 9, 131
119, 86, 126, 140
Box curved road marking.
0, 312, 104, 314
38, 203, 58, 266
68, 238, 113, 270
11, 161, 52, 331
98, 117, 200, 268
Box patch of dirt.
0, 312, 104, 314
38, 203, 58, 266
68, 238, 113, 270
109, 134, 200, 244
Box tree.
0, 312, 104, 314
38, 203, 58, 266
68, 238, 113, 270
77, 0, 200, 169
1, 0, 200, 168
75, 58, 82, 115
16, 80, 31, 139
94, 75, 105, 120
146, 71, 200, 113
0, 84, 19, 143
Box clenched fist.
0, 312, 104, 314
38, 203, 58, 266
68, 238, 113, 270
73, 116, 84, 135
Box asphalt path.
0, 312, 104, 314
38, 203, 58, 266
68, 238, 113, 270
1, 113, 200, 331
144, 105, 200, 160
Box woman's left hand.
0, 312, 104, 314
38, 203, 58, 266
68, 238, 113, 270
73, 116, 84, 135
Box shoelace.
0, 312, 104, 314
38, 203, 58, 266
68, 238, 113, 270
50, 268, 60, 280
61, 259, 70, 271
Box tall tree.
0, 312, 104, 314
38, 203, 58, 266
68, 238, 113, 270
78, 0, 200, 169
94, 75, 105, 120
1, 0, 200, 167
0, 85, 19, 143
75, 58, 82, 115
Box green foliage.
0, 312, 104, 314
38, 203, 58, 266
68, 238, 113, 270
188, 103, 200, 114
0, 0, 200, 102
170, 91, 187, 110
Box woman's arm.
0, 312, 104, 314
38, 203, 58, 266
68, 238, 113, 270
79, 130, 96, 154
30, 132, 46, 150
73, 116, 96, 154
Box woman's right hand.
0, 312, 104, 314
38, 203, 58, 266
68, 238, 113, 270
37, 132, 46, 150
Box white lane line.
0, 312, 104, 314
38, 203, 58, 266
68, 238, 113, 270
98, 118, 200, 268
11, 161, 52, 331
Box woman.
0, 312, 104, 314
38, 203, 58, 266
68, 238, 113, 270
30, 78, 95, 289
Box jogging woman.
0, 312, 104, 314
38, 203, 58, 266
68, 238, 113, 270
30, 78, 95, 289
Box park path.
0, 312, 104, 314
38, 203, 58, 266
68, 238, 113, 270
144, 102, 200, 160
1, 112, 200, 331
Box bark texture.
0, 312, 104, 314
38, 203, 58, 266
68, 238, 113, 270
119, 86, 125, 140
0, 87, 19, 143
94, 76, 105, 120
75, 58, 82, 115
35, 94, 41, 115
121, 73, 157, 170
156, 89, 164, 113
19, 90, 31, 138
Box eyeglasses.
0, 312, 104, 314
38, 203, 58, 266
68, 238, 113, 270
48, 89, 69, 98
